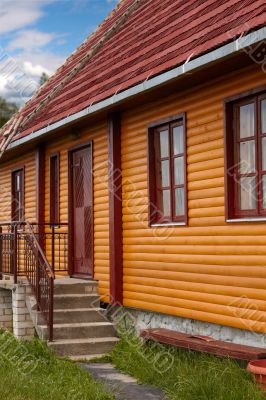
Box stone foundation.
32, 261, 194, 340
12, 284, 35, 340
115, 307, 266, 349
0, 280, 35, 340
0, 288, 13, 331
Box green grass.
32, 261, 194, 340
106, 332, 264, 400
0, 330, 114, 400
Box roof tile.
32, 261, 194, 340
8, 0, 266, 140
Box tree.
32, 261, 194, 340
39, 72, 49, 87
0, 97, 18, 128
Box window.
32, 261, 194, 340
148, 114, 187, 225
12, 168, 24, 221
225, 88, 266, 219
50, 154, 60, 224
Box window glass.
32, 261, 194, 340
239, 177, 256, 210
240, 103, 255, 138
174, 157, 184, 185
262, 137, 266, 171
159, 130, 169, 158
12, 169, 24, 222
151, 117, 186, 223
161, 160, 170, 187
162, 190, 171, 216
16, 175, 20, 190
263, 176, 266, 209
239, 141, 255, 173
50, 155, 60, 224
262, 100, 266, 133
173, 125, 184, 155
175, 188, 184, 216
226, 93, 266, 218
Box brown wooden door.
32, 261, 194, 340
69, 144, 93, 277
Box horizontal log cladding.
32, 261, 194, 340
121, 64, 266, 333
0, 152, 36, 222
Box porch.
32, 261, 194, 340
0, 221, 69, 281
0, 221, 69, 342
0, 222, 118, 358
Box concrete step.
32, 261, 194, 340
54, 280, 98, 295
69, 354, 107, 361
51, 308, 106, 324
54, 294, 100, 309
48, 337, 119, 357
39, 321, 116, 340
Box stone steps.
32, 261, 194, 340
69, 354, 107, 361
38, 321, 116, 340
52, 308, 106, 324
54, 294, 100, 309
48, 337, 119, 357
54, 280, 98, 295
26, 278, 118, 359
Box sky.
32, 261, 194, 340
0, 0, 118, 105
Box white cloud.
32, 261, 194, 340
23, 61, 50, 77
17, 51, 64, 76
0, 0, 117, 105
7, 30, 56, 51
0, 49, 65, 105
0, 0, 65, 104
0, 0, 54, 34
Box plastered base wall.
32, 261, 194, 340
116, 307, 266, 349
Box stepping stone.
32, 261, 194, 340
81, 363, 168, 400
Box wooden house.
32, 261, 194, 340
0, 0, 266, 356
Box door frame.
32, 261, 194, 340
68, 141, 94, 278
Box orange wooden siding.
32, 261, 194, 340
44, 122, 110, 299
0, 152, 36, 222
0, 152, 36, 270
121, 64, 266, 334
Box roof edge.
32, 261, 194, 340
8, 25, 266, 152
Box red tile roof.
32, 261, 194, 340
3, 0, 266, 142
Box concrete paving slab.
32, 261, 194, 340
81, 362, 168, 400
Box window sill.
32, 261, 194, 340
226, 218, 266, 223
150, 222, 186, 227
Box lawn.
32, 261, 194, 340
105, 332, 264, 400
0, 328, 264, 400
0, 330, 114, 400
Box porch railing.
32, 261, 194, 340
0, 222, 68, 278
24, 222, 55, 341
0, 221, 68, 341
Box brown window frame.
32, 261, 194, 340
49, 153, 60, 225
225, 86, 266, 220
11, 167, 24, 222
148, 113, 187, 225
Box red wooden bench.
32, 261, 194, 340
140, 328, 266, 361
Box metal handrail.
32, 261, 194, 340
25, 222, 55, 280
0, 221, 68, 227
0, 221, 69, 341
23, 221, 54, 341
0, 221, 68, 274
